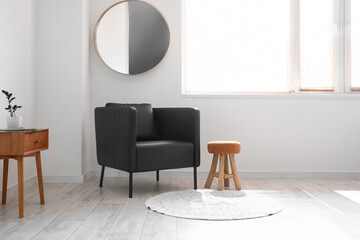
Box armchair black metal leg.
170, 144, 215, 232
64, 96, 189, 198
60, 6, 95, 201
156, 170, 159, 181
129, 173, 133, 198
194, 167, 197, 190
99, 166, 105, 187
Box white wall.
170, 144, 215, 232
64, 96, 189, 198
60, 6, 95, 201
6, 0, 357, 183
0, 0, 36, 187
82, 0, 92, 176
89, 0, 360, 176
34, 0, 88, 181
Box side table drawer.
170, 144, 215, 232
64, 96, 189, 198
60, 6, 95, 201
24, 131, 48, 154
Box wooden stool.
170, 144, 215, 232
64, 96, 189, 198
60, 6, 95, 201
204, 141, 241, 191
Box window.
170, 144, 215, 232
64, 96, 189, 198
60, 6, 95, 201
298, 0, 335, 91
183, 0, 360, 95
184, 0, 290, 93
349, 0, 360, 90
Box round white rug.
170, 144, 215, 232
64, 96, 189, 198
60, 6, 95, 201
145, 189, 282, 220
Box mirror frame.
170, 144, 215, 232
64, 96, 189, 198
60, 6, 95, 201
94, 0, 170, 75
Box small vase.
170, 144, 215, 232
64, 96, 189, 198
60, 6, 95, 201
6, 116, 23, 129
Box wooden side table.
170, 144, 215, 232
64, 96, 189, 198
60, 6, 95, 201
0, 129, 48, 218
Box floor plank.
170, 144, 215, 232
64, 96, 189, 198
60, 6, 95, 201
0, 177, 359, 240
105, 178, 156, 240
0, 184, 39, 215
0, 179, 97, 239
56, 178, 118, 221
0, 221, 18, 235
140, 178, 177, 240
32, 221, 82, 240
69, 203, 123, 240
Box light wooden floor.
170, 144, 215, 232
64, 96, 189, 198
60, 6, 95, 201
0, 177, 360, 240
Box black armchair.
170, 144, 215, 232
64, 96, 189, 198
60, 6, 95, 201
94, 103, 200, 197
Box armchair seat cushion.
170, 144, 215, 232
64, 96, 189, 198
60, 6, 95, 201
136, 140, 194, 172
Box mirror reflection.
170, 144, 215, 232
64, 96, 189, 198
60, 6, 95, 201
95, 1, 170, 75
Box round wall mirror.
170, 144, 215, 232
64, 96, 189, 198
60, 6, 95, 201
94, 0, 170, 75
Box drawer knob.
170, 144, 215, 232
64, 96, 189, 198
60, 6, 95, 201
35, 140, 41, 144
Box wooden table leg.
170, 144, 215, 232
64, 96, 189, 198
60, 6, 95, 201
217, 154, 225, 191
229, 154, 241, 190
35, 152, 45, 204
17, 157, 24, 218
2, 159, 9, 204
224, 154, 230, 187
205, 154, 218, 188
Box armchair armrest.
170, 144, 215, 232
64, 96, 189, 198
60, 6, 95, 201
153, 107, 200, 167
94, 106, 137, 172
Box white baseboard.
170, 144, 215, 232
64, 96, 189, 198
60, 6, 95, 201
0, 176, 37, 195
83, 170, 96, 182
2, 171, 358, 191
43, 175, 84, 183
84, 169, 360, 179
234, 171, 360, 178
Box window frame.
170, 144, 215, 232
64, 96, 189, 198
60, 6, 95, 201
182, 0, 360, 97
294, 0, 340, 93
344, 0, 360, 92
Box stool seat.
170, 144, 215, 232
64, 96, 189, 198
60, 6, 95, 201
208, 141, 241, 154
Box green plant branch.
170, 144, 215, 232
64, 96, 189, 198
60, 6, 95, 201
2, 90, 22, 117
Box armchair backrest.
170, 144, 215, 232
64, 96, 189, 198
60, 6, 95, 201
105, 103, 158, 140
95, 106, 137, 172
153, 107, 200, 167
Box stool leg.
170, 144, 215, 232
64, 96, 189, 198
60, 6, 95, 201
217, 154, 225, 191
224, 155, 230, 187
205, 154, 218, 188
229, 154, 241, 190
